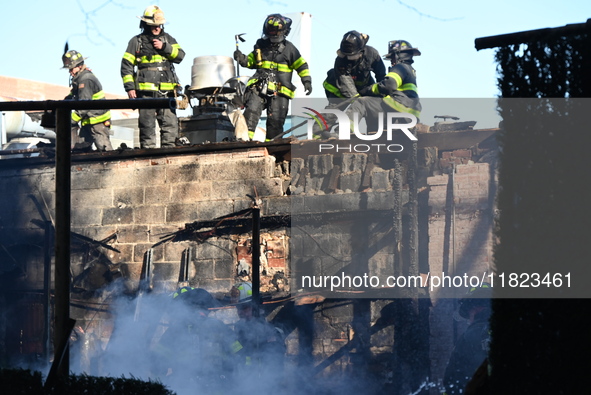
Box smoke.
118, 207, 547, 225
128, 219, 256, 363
63, 283, 434, 394
68, 288, 298, 395
2, 280, 436, 394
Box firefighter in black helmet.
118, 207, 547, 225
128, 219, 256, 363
233, 14, 312, 141
340, 39, 421, 135
62, 50, 113, 151
323, 31, 386, 102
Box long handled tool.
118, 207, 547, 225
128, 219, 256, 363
234, 33, 246, 76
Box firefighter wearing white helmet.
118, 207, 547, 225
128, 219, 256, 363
62, 50, 113, 151
120, 5, 185, 148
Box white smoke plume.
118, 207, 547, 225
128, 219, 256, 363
69, 288, 298, 395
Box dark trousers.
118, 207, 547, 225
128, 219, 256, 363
79, 122, 113, 151
243, 89, 289, 140
346, 96, 390, 133
138, 92, 178, 148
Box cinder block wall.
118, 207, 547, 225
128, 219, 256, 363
0, 147, 283, 294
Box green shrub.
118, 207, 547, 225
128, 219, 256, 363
0, 368, 44, 395
0, 368, 176, 395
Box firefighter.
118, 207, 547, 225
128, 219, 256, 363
153, 286, 244, 392
62, 50, 113, 151
233, 13, 312, 141
323, 31, 386, 103
120, 5, 185, 148
343, 39, 421, 134
442, 284, 492, 395
230, 282, 286, 389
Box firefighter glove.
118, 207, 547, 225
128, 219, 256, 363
234, 50, 248, 67
303, 80, 312, 95
358, 85, 372, 96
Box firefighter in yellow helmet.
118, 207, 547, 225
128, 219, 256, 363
233, 14, 312, 141
120, 5, 185, 148
62, 50, 113, 151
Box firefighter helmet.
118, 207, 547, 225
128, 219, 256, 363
383, 40, 421, 60
263, 14, 292, 42
230, 282, 253, 304
62, 50, 86, 70
138, 5, 166, 26
338, 31, 369, 58
458, 283, 492, 319
172, 286, 221, 310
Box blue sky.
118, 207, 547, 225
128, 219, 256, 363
4, 1, 591, 106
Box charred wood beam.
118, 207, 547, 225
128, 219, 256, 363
475, 19, 591, 50
31, 219, 121, 253
72, 232, 121, 253
54, 107, 71, 379
44, 317, 76, 390
407, 142, 419, 298
178, 247, 193, 287
0, 98, 176, 112
0, 141, 294, 169
70, 302, 111, 313
153, 209, 398, 247
43, 221, 53, 363
134, 249, 154, 322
